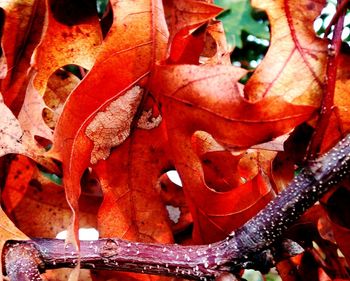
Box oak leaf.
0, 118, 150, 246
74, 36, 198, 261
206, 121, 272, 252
150, 64, 314, 242
49, 0, 169, 247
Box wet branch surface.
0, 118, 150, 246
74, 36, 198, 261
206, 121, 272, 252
4, 133, 350, 281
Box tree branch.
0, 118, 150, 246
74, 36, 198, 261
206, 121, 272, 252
4, 133, 350, 281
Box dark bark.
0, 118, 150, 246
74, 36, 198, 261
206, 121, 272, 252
4, 242, 43, 281
4, 133, 350, 281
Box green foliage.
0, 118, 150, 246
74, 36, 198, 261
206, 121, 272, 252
215, 0, 269, 48
96, 0, 109, 16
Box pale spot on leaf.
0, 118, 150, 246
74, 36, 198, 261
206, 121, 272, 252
137, 109, 162, 130
166, 205, 181, 223
85, 86, 143, 164
0, 95, 25, 156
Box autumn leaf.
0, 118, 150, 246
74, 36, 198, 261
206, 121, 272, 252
2, 155, 36, 213
94, 120, 173, 243
0, 93, 57, 172
245, 0, 327, 105
30, 0, 102, 93
0, 0, 45, 114
166, 0, 223, 64
319, 54, 350, 152
16, 0, 102, 145
150, 64, 314, 242
10, 170, 99, 239
49, 0, 169, 246
92, 117, 174, 281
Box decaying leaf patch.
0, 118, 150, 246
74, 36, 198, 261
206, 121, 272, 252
85, 85, 143, 164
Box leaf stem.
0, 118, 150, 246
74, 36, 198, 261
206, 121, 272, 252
306, 0, 347, 159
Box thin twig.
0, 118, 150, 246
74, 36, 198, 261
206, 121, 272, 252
307, 0, 347, 159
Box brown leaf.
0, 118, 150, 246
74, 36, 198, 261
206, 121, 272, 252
30, 0, 102, 93
0, 93, 58, 172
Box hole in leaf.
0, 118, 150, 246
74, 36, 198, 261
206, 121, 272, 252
166, 205, 181, 224
80, 168, 103, 198
97, 0, 113, 37
43, 67, 82, 129
159, 172, 192, 235
313, 1, 350, 43
34, 135, 52, 150
166, 170, 182, 187
49, 0, 98, 26
63, 64, 88, 80
40, 171, 62, 186
215, 0, 270, 72
56, 228, 99, 240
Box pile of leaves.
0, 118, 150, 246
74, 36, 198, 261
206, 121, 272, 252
0, 0, 350, 280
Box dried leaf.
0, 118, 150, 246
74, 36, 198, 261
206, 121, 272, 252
86, 86, 143, 164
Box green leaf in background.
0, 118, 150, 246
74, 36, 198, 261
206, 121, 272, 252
96, 0, 109, 17
215, 0, 269, 48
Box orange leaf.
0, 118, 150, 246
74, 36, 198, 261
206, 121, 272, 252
166, 0, 223, 64
16, 0, 102, 144
246, 0, 327, 105
0, 209, 28, 281
95, 121, 173, 243
30, 0, 102, 93
0, 0, 45, 114
150, 64, 314, 242
49, 0, 169, 246
93, 116, 172, 280
2, 155, 36, 213
11, 170, 99, 239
